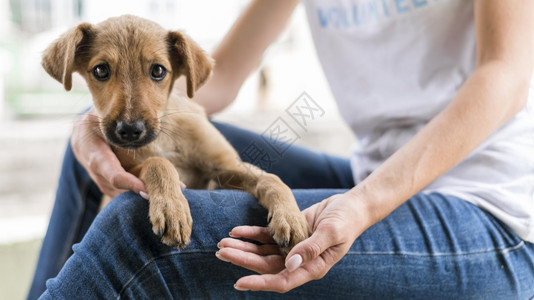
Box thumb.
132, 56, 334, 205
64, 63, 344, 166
285, 226, 334, 272
97, 150, 146, 194
110, 171, 146, 194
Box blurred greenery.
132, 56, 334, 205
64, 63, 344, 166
2, 36, 91, 117
0, 239, 41, 300
7, 90, 91, 117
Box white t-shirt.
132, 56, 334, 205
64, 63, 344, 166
302, 0, 534, 242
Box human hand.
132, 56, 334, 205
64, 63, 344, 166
216, 192, 370, 293
71, 109, 146, 197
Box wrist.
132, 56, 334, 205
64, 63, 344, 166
342, 188, 378, 238
344, 183, 388, 230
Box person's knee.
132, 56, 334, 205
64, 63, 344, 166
102, 191, 148, 219
91, 192, 152, 243
94, 190, 262, 248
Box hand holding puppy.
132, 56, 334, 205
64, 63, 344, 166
216, 191, 370, 293
71, 109, 146, 198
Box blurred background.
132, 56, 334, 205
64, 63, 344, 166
0, 0, 353, 298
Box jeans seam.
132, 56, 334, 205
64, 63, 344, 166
117, 250, 216, 299
346, 241, 525, 257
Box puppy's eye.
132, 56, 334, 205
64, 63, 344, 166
150, 64, 167, 81
92, 64, 111, 81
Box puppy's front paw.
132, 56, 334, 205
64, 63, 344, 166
268, 208, 311, 255
149, 193, 192, 249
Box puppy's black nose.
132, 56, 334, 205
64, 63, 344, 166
115, 120, 145, 142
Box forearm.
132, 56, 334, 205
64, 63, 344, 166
176, 0, 299, 114
350, 62, 532, 226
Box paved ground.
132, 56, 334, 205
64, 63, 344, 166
0, 109, 354, 299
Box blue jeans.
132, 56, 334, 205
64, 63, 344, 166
29, 122, 534, 299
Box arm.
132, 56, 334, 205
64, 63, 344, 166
350, 0, 534, 228
218, 0, 534, 292
176, 0, 300, 114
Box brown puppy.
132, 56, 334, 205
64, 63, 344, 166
41, 15, 310, 253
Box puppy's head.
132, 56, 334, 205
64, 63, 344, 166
42, 15, 213, 148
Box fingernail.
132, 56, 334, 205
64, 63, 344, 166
286, 254, 302, 272
229, 231, 234, 237
179, 182, 187, 189
217, 242, 221, 249
234, 284, 249, 291
215, 251, 229, 262
140, 191, 149, 200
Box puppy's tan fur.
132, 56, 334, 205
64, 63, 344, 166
42, 15, 310, 252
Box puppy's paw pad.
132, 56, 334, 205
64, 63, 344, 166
268, 209, 310, 255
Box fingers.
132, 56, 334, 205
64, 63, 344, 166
233, 266, 316, 293
218, 225, 340, 293
229, 226, 276, 244
218, 238, 281, 256
284, 225, 336, 272
91, 173, 127, 198
229, 231, 341, 293
216, 246, 284, 274
216, 229, 285, 275
109, 170, 146, 194
228, 196, 360, 293
89, 148, 145, 195
233, 248, 336, 293
71, 111, 147, 197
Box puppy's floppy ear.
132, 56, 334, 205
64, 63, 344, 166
42, 23, 94, 91
167, 31, 213, 98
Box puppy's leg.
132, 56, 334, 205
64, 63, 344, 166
177, 116, 309, 253
132, 157, 192, 248
215, 162, 310, 254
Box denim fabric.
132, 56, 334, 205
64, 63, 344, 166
27, 142, 102, 299
40, 191, 534, 299
29, 122, 534, 299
